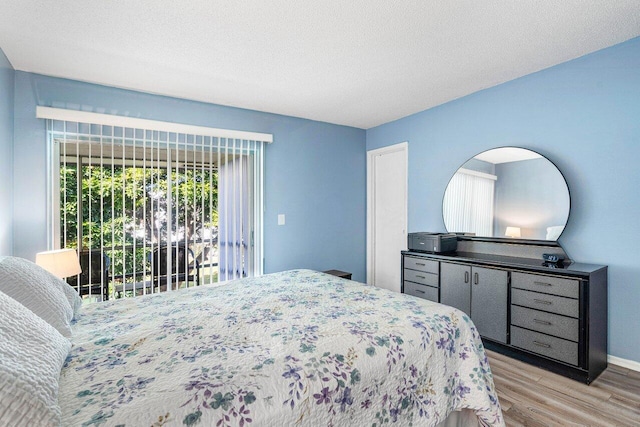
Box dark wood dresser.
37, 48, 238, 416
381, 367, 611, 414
401, 238, 607, 384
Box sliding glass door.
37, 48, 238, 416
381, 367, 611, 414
48, 120, 264, 301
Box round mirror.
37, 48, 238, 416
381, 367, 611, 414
442, 147, 570, 241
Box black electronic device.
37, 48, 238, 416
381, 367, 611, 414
408, 232, 458, 253
543, 253, 565, 263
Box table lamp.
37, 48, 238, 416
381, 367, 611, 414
35, 248, 82, 278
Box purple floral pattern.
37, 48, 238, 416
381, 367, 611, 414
58, 269, 503, 426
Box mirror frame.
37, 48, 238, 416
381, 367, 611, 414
442, 146, 571, 244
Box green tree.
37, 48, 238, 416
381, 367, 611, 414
60, 162, 218, 280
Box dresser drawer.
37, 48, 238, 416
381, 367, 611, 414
404, 281, 439, 302
512, 272, 579, 299
511, 288, 579, 318
511, 326, 578, 366
403, 269, 439, 287
511, 305, 579, 342
404, 257, 439, 274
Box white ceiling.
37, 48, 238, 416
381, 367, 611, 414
1, 1, 639, 129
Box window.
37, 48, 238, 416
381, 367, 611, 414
42, 108, 269, 301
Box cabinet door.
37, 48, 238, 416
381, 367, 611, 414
471, 267, 508, 343
440, 263, 471, 315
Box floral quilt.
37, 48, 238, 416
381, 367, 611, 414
59, 269, 503, 426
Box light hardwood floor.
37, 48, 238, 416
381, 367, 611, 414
487, 350, 640, 426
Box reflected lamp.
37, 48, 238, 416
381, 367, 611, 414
505, 227, 522, 238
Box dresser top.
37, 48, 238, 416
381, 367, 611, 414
402, 250, 606, 276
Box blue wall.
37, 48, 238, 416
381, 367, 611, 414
367, 37, 640, 363
0, 49, 14, 256
12, 72, 367, 280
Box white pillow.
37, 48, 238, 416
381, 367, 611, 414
0, 255, 83, 315
0, 289, 71, 427
0, 256, 76, 337
58, 275, 83, 316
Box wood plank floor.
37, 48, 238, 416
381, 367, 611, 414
487, 350, 640, 426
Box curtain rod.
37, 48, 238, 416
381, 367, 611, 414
36, 106, 273, 143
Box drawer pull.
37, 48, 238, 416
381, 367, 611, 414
416, 262, 426, 266
534, 281, 553, 287
533, 299, 552, 305
414, 289, 425, 294
533, 319, 552, 326
416, 275, 426, 279
533, 340, 551, 348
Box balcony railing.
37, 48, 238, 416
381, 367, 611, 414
68, 240, 220, 302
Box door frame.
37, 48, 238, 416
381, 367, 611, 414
366, 141, 408, 286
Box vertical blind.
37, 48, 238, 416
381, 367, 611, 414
43, 110, 268, 301
442, 168, 496, 237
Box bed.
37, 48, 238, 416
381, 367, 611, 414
0, 260, 504, 426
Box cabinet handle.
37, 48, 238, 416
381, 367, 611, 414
474, 272, 479, 285
416, 275, 426, 279
464, 271, 469, 283
416, 262, 426, 266
414, 289, 425, 294
533, 340, 551, 348
533, 299, 552, 305
534, 281, 553, 287
533, 319, 552, 326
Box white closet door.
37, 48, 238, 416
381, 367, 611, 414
367, 142, 407, 292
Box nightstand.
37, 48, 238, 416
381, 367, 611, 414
323, 269, 352, 280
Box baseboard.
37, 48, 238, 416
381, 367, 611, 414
608, 354, 640, 372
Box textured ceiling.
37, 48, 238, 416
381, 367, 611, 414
1, 1, 639, 129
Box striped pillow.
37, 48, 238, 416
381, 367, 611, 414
0, 257, 76, 337
0, 289, 71, 426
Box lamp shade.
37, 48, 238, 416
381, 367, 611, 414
35, 249, 82, 278
505, 227, 522, 238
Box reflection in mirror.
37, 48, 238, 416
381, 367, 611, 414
443, 147, 570, 241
